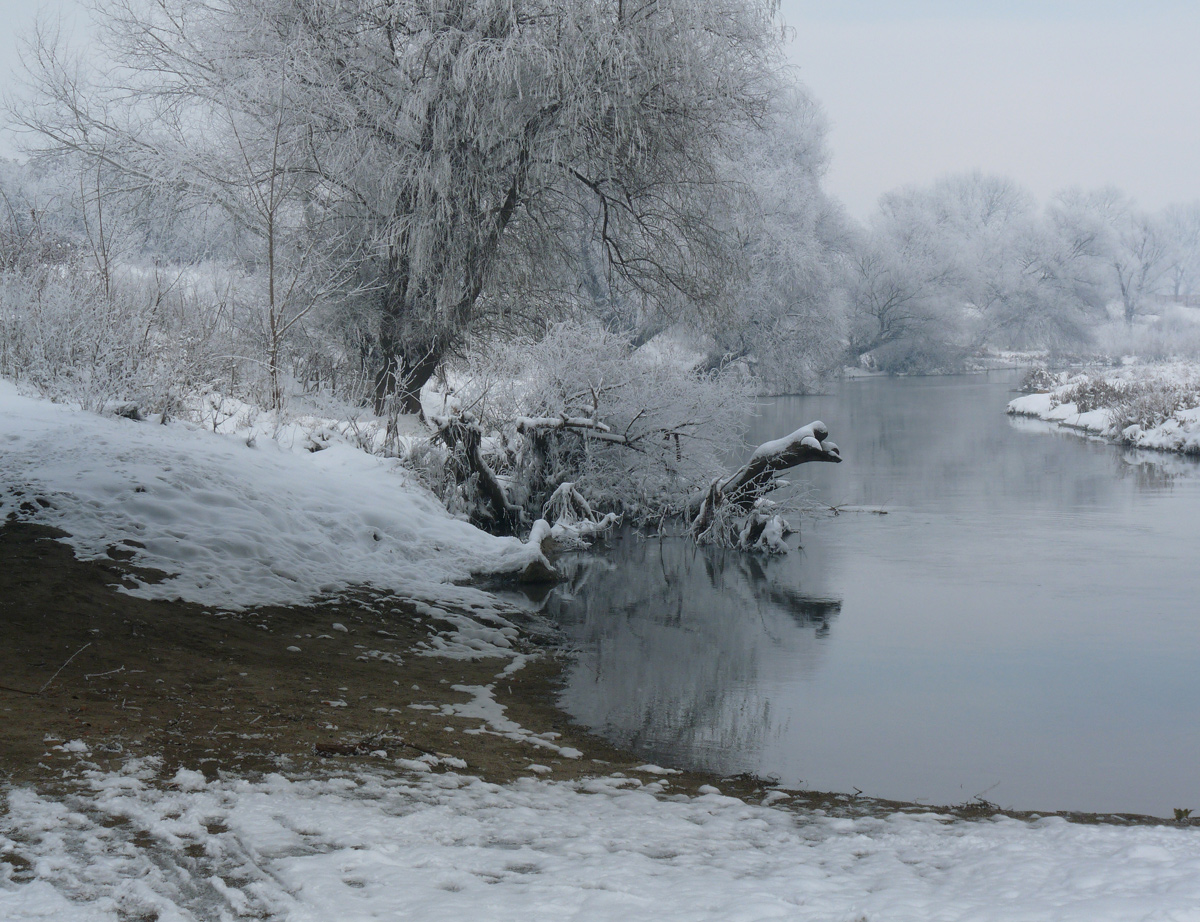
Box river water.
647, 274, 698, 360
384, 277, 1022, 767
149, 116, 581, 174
543, 371, 1200, 816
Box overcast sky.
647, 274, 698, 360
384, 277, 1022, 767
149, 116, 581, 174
2, 0, 1198, 220
779, 0, 1200, 218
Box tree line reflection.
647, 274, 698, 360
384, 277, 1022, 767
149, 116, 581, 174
545, 535, 841, 777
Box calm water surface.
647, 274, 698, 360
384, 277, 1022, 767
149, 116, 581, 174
543, 372, 1200, 816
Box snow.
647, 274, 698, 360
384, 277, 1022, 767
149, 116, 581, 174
1008, 364, 1200, 454
0, 381, 551, 614
6, 382, 1200, 918
1124, 406, 1200, 453
4, 762, 1200, 922
747, 420, 828, 461
410, 683, 585, 760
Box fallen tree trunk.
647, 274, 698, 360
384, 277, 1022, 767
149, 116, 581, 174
718, 420, 842, 509
427, 407, 840, 554
688, 420, 841, 541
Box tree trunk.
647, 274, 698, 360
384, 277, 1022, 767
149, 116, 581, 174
432, 415, 520, 534
688, 421, 841, 537
372, 333, 441, 416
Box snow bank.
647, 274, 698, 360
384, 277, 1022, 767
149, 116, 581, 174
1007, 391, 1112, 434
0, 381, 550, 611
1007, 364, 1200, 454
3, 762, 1200, 921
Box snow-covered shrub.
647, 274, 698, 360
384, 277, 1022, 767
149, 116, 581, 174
1019, 366, 1062, 393
445, 320, 752, 525
1108, 371, 1200, 432
1052, 366, 1200, 431
0, 262, 240, 414
1053, 375, 1126, 414
0, 253, 382, 419
1, 269, 152, 412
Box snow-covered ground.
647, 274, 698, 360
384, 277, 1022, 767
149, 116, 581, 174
5, 760, 1200, 922
0, 380, 548, 617
5, 381, 1200, 920
1008, 363, 1200, 454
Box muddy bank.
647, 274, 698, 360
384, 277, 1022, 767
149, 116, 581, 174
0, 522, 1187, 827
0, 522, 749, 795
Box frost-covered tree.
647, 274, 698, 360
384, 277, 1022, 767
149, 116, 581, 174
1161, 202, 1200, 304
1053, 188, 1169, 327
938, 174, 1099, 350
845, 184, 962, 370
16, 0, 790, 414
702, 87, 849, 393
845, 173, 1116, 368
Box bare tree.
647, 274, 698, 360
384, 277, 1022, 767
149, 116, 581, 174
844, 187, 960, 367
1161, 202, 1200, 304
1054, 188, 1169, 327
702, 87, 850, 393
15, 0, 790, 414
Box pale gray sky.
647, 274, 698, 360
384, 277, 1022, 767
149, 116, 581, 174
2, 1, 1198, 219
0, 0, 84, 158
779, 0, 1200, 217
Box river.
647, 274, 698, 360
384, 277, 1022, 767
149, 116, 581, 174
541, 371, 1200, 816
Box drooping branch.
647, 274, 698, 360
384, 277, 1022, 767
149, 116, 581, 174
688, 420, 841, 538
719, 420, 842, 509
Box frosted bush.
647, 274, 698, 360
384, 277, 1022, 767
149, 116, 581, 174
1054, 375, 1127, 414
0, 256, 380, 419
1109, 373, 1200, 431
1019, 367, 1062, 393
1052, 365, 1200, 431
447, 320, 753, 524
1, 269, 155, 412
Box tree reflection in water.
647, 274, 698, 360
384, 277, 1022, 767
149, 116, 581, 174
545, 535, 841, 779
506, 375, 1200, 812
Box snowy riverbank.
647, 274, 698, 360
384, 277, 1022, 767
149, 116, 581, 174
0, 380, 550, 618
6, 760, 1200, 922
5, 382, 1200, 920
1007, 363, 1200, 454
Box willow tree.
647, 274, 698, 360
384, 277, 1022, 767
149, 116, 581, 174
16, 0, 789, 413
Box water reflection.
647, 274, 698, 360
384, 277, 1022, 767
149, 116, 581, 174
548, 539, 841, 777
549, 372, 1200, 814
1006, 415, 1200, 491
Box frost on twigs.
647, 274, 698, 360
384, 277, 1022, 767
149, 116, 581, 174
540, 482, 620, 549
436, 320, 751, 535
429, 410, 522, 533
426, 323, 842, 553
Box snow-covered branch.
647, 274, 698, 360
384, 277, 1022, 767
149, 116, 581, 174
719, 421, 842, 509
689, 420, 841, 546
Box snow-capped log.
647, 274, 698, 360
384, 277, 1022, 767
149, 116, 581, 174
689, 421, 841, 539
431, 402, 839, 554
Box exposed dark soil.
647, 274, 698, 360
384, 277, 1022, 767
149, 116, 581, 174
0, 521, 753, 796
0, 522, 618, 787
1, 521, 1189, 827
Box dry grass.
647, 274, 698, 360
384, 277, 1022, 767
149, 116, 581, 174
1053, 366, 1200, 431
